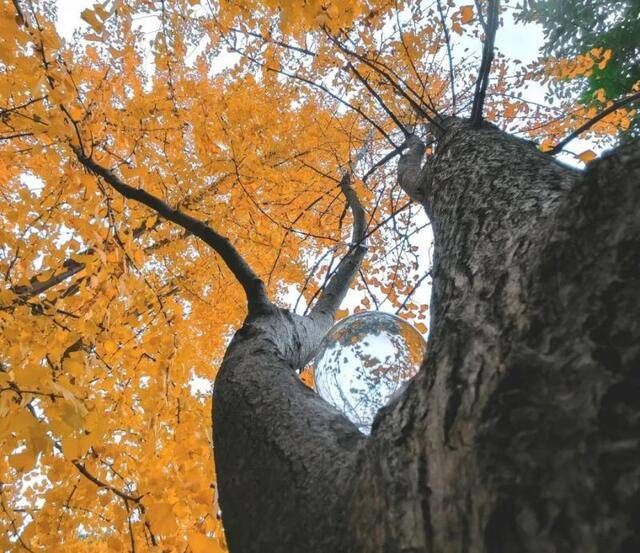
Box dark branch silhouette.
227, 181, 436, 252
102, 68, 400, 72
470, 0, 500, 127
436, 0, 457, 111
73, 148, 272, 316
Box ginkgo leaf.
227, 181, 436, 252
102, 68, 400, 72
61, 433, 91, 460
104, 340, 118, 354
460, 5, 474, 24
63, 357, 85, 377
106, 535, 123, 551
9, 448, 37, 473
81, 9, 104, 33
577, 150, 597, 163
188, 531, 224, 553
146, 502, 179, 535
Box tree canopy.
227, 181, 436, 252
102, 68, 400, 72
0, 0, 637, 551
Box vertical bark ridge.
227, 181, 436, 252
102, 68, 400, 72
213, 308, 364, 553
214, 116, 639, 553
348, 121, 638, 552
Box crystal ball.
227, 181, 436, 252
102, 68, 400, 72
312, 311, 427, 433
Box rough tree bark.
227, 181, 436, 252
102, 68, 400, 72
213, 118, 640, 553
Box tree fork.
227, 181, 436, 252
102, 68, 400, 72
214, 119, 640, 552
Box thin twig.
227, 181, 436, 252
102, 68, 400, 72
328, 33, 443, 130
348, 62, 409, 137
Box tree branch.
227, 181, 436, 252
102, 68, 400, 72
11, 0, 27, 27
548, 91, 640, 154
73, 148, 272, 317
221, 39, 398, 148
71, 459, 141, 503
12, 256, 86, 299
436, 0, 457, 111
347, 62, 410, 137
470, 0, 500, 127
310, 172, 367, 318
397, 134, 429, 207
327, 33, 443, 129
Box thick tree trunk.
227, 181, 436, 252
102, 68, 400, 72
213, 308, 365, 552
213, 119, 640, 552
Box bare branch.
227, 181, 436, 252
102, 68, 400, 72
436, 0, 457, 112
228, 27, 316, 57
73, 148, 272, 317
12, 257, 86, 299
327, 34, 443, 130
548, 91, 640, 155
474, 0, 488, 31
347, 62, 410, 137
310, 172, 367, 318
0, 131, 34, 141
395, 270, 431, 314
470, 0, 500, 127
71, 459, 141, 503
0, 96, 46, 117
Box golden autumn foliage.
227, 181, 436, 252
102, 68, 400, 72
0, 0, 635, 551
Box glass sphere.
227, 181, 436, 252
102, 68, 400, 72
312, 311, 427, 433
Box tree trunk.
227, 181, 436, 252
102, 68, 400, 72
213, 119, 640, 553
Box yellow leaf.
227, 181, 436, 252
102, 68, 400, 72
146, 502, 178, 535
0, 289, 16, 305
133, 248, 145, 266
188, 532, 223, 553
540, 138, 555, 152
104, 340, 118, 354
415, 322, 428, 334
9, 447, 37, 472
106, 535, 123, 551
81, 9, 104, 34
460, 5, 474, 24
68, 104, 84, 120
63, 356, 85, 377
577, 150, 597, 163
61, 434, 86, 460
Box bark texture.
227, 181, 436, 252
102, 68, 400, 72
213, 308, 364, 553
213, 119, 640, 552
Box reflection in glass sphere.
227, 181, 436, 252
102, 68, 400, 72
312, 311, 427, 434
